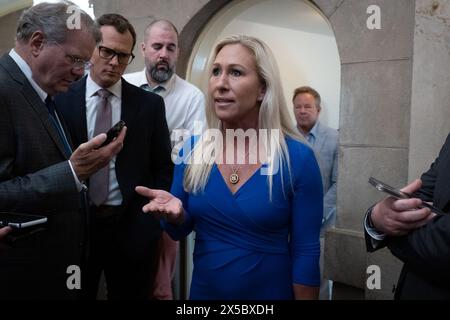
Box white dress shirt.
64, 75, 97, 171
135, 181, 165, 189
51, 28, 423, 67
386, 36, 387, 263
124, 69, 206, 142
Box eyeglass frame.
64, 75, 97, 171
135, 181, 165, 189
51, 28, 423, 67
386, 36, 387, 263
97, 45, 135, 65
50, 41, 93, 71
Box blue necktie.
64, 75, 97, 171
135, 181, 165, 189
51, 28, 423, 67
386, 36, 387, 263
45, 96, 72, 157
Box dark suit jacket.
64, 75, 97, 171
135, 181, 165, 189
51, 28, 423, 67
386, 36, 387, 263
56, 76, 173, 260
0, 54, 87, 299
366, 133, 450, 299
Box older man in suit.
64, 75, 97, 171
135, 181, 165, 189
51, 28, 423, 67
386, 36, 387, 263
0, 2, 125, 299
56, 14, 173, 299
365, 133, 450, 299
293, 86, 338, 230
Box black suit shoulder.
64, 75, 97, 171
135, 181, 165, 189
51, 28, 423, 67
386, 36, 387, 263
121, 79, 165, 111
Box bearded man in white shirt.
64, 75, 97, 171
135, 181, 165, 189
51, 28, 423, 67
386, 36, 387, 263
124, 19, 205, 300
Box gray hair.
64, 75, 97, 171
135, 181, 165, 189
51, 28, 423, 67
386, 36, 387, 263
16, 1, 101, 44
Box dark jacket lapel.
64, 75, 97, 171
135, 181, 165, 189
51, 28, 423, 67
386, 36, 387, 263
1, 54, 70, 159
120, 79, 140, 131
55, 76, 88, 148
433, 142, 450, 212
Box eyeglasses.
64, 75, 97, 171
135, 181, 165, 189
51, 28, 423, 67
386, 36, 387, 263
51, 42, 92, 70
98, 46, 135, 65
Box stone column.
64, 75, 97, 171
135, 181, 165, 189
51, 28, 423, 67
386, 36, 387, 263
409, 0, 450, 180
315, 0, 415, 299
0, 0, 32, 55
88, 0, 450, 300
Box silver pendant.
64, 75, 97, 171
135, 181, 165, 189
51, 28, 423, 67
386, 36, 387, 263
229, 173, 239, 184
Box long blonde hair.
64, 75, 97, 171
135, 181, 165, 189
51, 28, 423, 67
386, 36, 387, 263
184, 35, 307, 196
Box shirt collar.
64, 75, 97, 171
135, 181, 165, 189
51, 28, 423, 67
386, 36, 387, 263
9, 49, 48, 102
140, 69, 176, 98
86, 73, 122, 99
134, 69, 150, 87
309, 121, 320, 139
161, 73, 175, 93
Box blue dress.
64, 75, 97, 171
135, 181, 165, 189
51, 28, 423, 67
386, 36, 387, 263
162, 138, 323, 300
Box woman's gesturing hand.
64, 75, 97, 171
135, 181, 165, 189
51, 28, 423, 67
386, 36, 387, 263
135, 186, 185, 225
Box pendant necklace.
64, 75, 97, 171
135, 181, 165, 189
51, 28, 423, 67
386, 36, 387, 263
229, 149, 250, 185
229, 167, 240, 184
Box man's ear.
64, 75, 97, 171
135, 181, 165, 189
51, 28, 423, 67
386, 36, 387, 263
141, 42, 146, 56
29, 31, 45, 57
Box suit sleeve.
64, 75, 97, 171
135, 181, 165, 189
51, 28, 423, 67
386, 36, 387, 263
386, 134, 450, 281
150, 96, 174, 191
387, 216, 450, 281
0, 95, 77, 211
413, 133, 447, 202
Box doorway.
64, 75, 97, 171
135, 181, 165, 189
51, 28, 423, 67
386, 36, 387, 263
181, 0, 341, 298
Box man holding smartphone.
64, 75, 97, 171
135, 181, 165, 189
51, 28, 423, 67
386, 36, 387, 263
365, 134, 450, 299
56, 14, 173, 299
0, 2, 125, 299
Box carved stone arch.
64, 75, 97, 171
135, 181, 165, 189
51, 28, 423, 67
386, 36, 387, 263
178, 0, 230, 78
177, 0, 339, 77
177, 0, 416, 300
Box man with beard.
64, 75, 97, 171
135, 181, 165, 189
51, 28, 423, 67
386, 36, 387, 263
124, 19, 205, 300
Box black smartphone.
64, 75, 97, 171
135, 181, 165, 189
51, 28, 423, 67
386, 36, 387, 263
368, 177, 446, 215
0, 212, 48, 229
99, 120, 126, 148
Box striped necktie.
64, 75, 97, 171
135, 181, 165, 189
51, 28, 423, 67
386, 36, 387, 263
89, 89, 112, 206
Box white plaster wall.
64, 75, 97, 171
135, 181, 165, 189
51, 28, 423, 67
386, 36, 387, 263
188, 0, 341, 129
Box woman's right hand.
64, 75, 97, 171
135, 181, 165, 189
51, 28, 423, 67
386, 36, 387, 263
135, 186, 185, 225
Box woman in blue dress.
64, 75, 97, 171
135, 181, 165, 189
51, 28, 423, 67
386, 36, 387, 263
137, 35, 323, 299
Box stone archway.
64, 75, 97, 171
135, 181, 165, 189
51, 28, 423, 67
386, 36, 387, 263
179, 0, 342, 299
3, 0, 448, 301
91, 0, 443, 300
177, 0, 415, 300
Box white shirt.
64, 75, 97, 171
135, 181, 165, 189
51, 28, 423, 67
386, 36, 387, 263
8, 49, 84, 192
85, 74, 122, 205
124, 69, 206, 143
364, 208, 387, 249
